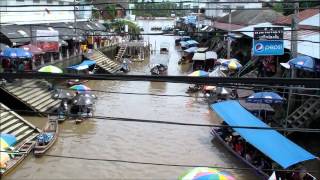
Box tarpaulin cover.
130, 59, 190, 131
210, 100, 316, 169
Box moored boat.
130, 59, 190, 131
210, 100, 318, 180
1, 140, 35, 176
33, 119, 58, 157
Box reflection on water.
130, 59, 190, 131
3, 19, 258, 180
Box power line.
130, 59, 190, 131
1, 108, 320, 133
0, 7, 319, 12
40, 154, 320, 174
0, 24, 318, 43
0, 1, 319, 7
1, 73, 320, 88
3, 83, 320, 99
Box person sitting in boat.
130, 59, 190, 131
235, 140, 244, 156
245, 151, 253, 163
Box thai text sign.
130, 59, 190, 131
36, 30, 59, 52
253, 27, 284, 56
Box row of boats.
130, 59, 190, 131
1, 118, 58, 176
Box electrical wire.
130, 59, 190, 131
0, 0, 318, 7
1, 73, 320, 88
1, 108, 320, 133
0, 7, 319, 12
2, 83, 320, 99
39, 154, 320, 174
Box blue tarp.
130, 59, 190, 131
210, 100, 317, 169
67, 60, 96, 70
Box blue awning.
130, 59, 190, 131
67, 60, 96, 70
80, 60, 96, 66
210, 100, 317, 169
186, 40, 199, 45
180, 41, 189, 47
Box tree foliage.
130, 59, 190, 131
272, 0, 320, 15
131, 0, 183, 17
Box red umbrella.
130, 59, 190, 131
21, 44, 44, 55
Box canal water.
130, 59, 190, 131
4, 19, 258, 179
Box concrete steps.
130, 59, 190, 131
286, 97, 320, 134
86, 49, 122, 74
0, 103, 41, 147
0, 79, 61, 115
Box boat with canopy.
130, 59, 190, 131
210, 100, 318, 179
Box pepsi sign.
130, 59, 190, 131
253, 40, 284, 56
253, 27, 284, 56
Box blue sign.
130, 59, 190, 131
253, 40, 284, 56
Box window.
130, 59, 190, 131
16, 0, 24, 2
33, 0, 40, 3
47, 0, 53, 3
59, 1, 63, 5
236, 6, 245, 9
222, 5, 231, 13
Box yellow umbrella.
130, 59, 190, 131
0, 151, 10, 169
0, 139, 10, 150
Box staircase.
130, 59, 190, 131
285, 97, 320, 132
0, 79, 61, 115
86, 50, 122, 74
115, 44, 127, 62
0, 103, 40, 146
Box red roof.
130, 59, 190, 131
212, 22, 244, 31
274, 8, 319, 25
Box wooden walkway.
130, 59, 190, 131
0, 103, 40, 145
0, 79, 61, 115
86, 50, 122, 74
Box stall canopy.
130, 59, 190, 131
184, 47, 198, 54
210, 100, 317, 169
186, 40, 199, 45
197, 47, 208, 53
67, 60, 96, 71
205, 51, 217, 60
192, 52, 206, 61
0, 24, 31, 46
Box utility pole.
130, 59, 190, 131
285, 2, 299, 128
73, 0, 78, 55
227, 8, 231, 59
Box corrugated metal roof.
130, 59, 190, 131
212, 22, 244, 31
274, 9, 320, 25
299, 14, 320, 27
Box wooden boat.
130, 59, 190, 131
33, 120, 58, 157
67, 79, 89, 86
1, 141, 35, 176
211, 127, 270, 179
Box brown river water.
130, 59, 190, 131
3, 19, 262, 180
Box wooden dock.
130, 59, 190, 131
0, 79, 61, 115
0, 103, 40, 145
86, 50, 122, 74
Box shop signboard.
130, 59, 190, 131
36, 30, 59, 52
253, 27, 284, 56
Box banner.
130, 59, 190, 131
36, 30, 59, 52
37, 42, 59, 52
253, 27, 284, 56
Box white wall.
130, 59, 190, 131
204, 0, 262, 18
0, 0, 91, 25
